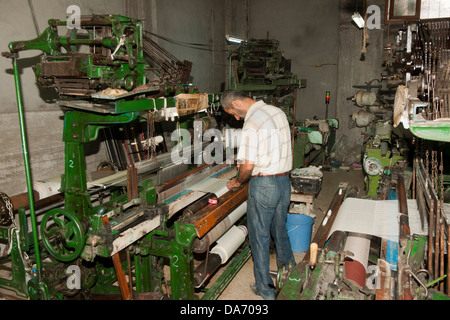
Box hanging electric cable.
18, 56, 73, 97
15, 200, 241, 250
144, 30, 229, 52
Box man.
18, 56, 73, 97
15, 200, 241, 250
221, 90, 295, 300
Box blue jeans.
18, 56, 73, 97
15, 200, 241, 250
247, 175, 295, 300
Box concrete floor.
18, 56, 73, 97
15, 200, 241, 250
214, 169, 367, 300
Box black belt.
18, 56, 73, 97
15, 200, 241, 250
251, 172, 289, 178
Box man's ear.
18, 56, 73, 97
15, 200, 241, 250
231, 100, 241, 110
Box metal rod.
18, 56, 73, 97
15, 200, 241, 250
291, 89, 298, 169
434, 152, 440, 280
12, 57, 42, 277
435, 198, 441, 283
193, 253, 221, 288
439, 151, 446, 293
27, 0, 40, 36
440, 223, 445, 292
127, 250, 134, 299
448, 224, 450, 293
398, 174, 410, 248
408, 269, 429, 298
428, 201, 435, 274
397, 174, 412, 300
412, 159, 416, 200
416, 158, 435, 274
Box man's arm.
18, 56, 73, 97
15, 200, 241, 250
226, 160, 254, 190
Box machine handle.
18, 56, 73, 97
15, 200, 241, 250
309, 242, 318, 266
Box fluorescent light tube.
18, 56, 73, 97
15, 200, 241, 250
352, 12, 365, 29
226, 34, 245, 44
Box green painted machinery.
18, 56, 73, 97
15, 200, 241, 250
1, 14, 249, 300
6, 14, 191, 98
277, 234, 447, 300
228, 38, 337, 169
229, 39, 301, 93
293, 119, 338, 169
228, 38, 304, 123
362, 121, 407, 197
8, 15, 150, 97
277, 181, 448, 301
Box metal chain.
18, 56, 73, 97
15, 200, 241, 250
0, 193, 33, 273
0, 192, 14, 227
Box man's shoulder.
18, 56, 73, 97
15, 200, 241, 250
247, 101, 277, 119
248, 102, 287, 126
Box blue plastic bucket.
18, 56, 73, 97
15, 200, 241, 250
286, 214, 314, 253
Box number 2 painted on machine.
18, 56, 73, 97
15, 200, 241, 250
69, 160, 74, 169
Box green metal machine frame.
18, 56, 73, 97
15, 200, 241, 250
228, 38, 336, 169
1, 14, 250, 300
7, 15, 150, 97
362, 121, 407, 197
228, 38, 302, 123
277, 234, 447, 300
363, 141, 405, 197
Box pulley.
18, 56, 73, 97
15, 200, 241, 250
364, 157, 383, 176
40, 208, 86, 262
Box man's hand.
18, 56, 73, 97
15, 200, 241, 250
226, 160, 254, 190
226, 178, 241, 190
